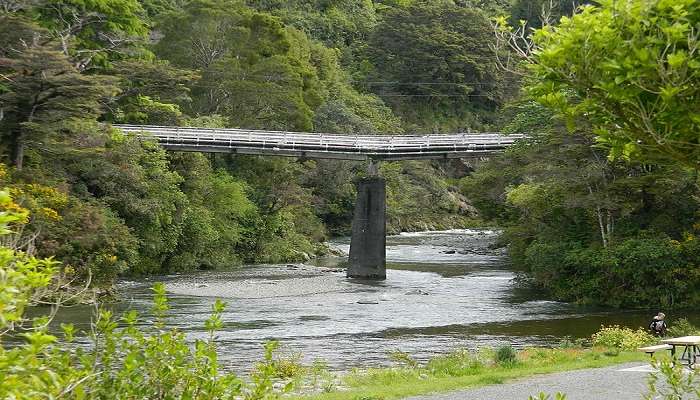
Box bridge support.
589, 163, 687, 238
348, 176, 386, 280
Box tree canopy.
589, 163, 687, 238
527, 0, 700, 166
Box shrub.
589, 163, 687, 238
494, 345, 518, 366
0, 190, 59, 333
268, 351, 307, 379
0, 191, 294, 400
592, 325, 656, 351
1, 282, 298, 399
646, 359, 700, 399
667, 318, 700, 337
523, 237, 700, 308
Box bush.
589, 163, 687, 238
267, 351, 307, 379
494, 345, 518, 366
522, 237, 700, 308
667, 318, 700, 337
647, 359, 700, 399
1, 282, 297, 399
592, 325, 656, 351
0, 193, 294, 400
0, 190, 58, 332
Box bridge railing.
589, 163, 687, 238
113, 124, 525, 156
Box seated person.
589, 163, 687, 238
649, 312, 667, 336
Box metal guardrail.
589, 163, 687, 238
114, 124, 524, 161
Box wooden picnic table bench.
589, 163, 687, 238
638, 344, 673, 357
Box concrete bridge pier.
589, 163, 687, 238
347, 176, 386, 280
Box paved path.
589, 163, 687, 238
405, 363, 656, 400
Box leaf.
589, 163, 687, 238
667, 51, 687, 68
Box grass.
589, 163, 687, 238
289, 346, 647, 400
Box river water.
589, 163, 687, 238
50, 229, 700, 373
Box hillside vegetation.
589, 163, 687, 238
1, 0, 700, 308
0, 0, 509, 288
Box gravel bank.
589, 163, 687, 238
165, 265, 348, 299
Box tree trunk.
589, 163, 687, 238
596, 206, 608, 248
15, 100, 40, 171
12, 130, 25, 171
606, 210, 614, 245
588, 183, 608, 248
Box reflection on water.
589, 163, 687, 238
47, 229, 700, 372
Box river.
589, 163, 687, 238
50, 229, 699, 373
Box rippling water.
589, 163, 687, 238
48, 229, 700, 372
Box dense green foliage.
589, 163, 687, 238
462, 101, 700, 307
362, 0, 504, 131
0, 191, 58, 332
461, 0, 700, 308
1, 0, 698, 310
1, 0, 499, 285
0, 204, 293, 398
494, 345, 518, 366
591, 325, 655, 351
667, 318, 700, 337
527, 0, 700, 166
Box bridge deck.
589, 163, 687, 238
115, 124, 523, 161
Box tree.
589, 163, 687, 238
154, 0, 324, 130
32, 0, 148, 71
509, 0, 583, 29
0, 39, 117, 170
365, 1, 503, 113
247, 0, 379, 48
167, 153, 256, 270
525, 0, 700, 166
64, 134, 187, 274
461, 101, 700, 306
107, 59, 198, 125
313, 100, 375, 134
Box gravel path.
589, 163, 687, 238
405, 362, 656, 400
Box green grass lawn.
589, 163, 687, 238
290, 347, 648, 400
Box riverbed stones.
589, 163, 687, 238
167, 273, 346, 299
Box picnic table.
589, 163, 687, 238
661, 336, 700, 368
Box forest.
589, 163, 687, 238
1, 0, 699, 309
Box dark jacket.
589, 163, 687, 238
649, 319, 667, 336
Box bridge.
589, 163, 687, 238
115, 124, 524, 280
115, 125, 523, 161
